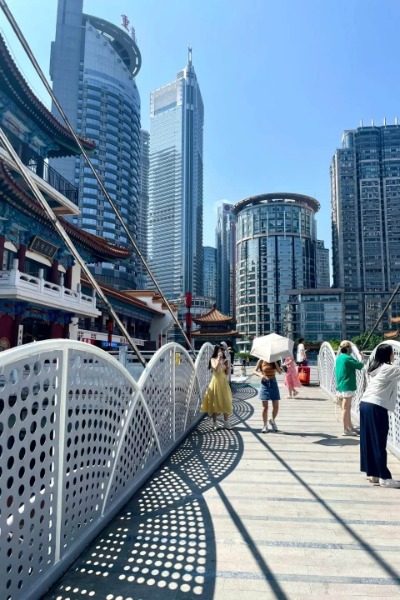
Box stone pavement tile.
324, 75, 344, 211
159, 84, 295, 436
308, 582, 400, 597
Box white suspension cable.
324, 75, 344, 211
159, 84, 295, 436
0, 0, 196, 356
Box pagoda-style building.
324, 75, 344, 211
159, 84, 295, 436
384, 316, 400, 340
191, 305, 239, 350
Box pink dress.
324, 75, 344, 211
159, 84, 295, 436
284, 357, 301, 389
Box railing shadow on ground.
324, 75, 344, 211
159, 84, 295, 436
43, 390, 256, 600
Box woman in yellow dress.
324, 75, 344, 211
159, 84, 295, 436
201, 345, 233, 429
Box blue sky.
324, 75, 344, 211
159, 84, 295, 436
2, 0, 400, 249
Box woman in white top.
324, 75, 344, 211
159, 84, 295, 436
296, 338, 307, 366
360, 343, 400, 488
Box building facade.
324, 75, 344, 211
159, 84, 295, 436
216, 202, 236, 316
137, 129, 150, 288
233, 193, 319, 351
148, 50, 204, 299
50, 0, 142, 289
331, 124, 400, 337
316, 240, 330, 288
288, 289, 343, 342
203, 246, 217, 302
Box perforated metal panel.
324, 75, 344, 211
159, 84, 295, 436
0, 350, 64, 600
0, 339, 213, 600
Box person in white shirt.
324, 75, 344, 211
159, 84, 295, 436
296, 338, 307, 366
360, 343, 400, 488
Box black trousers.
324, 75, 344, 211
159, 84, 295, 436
360, 402, 391, 479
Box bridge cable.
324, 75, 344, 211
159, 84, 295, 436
0, 0, 196, 357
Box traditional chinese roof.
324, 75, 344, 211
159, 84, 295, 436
0, 33, 95, 157
123, 290, 177, 312
384, 330, 399, 339
391, 316, 400, 323
81, 277, 163, 316
193, 306, 233, 324
192, 329, 240, 338
0, 159, 130, 260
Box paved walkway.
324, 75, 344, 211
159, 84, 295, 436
45, 376, 400, 599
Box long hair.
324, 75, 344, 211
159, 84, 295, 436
208, 345, 221, 369
368, 344, 393, 374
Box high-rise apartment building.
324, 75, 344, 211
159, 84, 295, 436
148, 50, 204, 299
137, 129, 150, 288
203, 246, 217, 302
50, 0, 142, 289
316, 240, 330, 288
331, 124, 400, 337
216, 202, 236, 315
234, 193, 319, 351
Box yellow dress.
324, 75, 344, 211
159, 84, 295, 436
201, 362, 233, 415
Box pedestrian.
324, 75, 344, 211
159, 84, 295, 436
296, 338, 307, 366
201, 345, 233, 430
360, 343, 400, 488
254, 359, 282, 433
283, 355, 301, 398
335, 340, 364, 436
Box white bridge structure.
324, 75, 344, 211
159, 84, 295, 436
0, 340, 213, 600
3, 338, 400, 599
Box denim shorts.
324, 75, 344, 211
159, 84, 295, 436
259, 377, 280, 401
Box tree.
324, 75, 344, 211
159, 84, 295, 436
351, 333, 383, 351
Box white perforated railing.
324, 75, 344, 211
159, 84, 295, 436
318, 341, 400, 459
0, 339, 213, 600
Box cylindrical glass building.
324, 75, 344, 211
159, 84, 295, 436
233, 193, 320, 350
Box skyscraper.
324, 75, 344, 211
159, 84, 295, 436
138, 129, 150, 288
234, 193, 319, 351
315, 240, 330, 288
203, 246, 217, 302
148, 50, 204, 299
215, 202, 235, 315
331, 124, 400, 336
50, 0, 142, 289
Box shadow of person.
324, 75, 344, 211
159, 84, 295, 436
314, 437, 360, 447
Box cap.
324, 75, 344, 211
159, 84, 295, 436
339, 340, 352, 350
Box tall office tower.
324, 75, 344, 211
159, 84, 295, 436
137, 129, 150, 288
215, 202, 236, 315
234, 193, 319, 351
203, 246, 217, 302
331, 124, 400, 337
148, 50, 204, 299
316, 240, 330, 288
50, 0, 142, 289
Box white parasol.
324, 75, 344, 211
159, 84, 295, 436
250, 333, 294, 362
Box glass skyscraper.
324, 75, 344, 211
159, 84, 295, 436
148, 50, 204, 299
233, 193, 319, 350
203, 246, 217, 302
137, 129, 150, 288
50, 0, 142, 289
215, 202, 236, 316
331, 124, 400, 337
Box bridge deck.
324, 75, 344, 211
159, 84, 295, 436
44, 377, 400, 599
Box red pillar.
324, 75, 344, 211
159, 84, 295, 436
17, 244, 26, 271
65, 266, 72, 289
50, 260, 59, 284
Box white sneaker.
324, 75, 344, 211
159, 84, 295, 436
343, 429, 357, 436
269, 419, 278, 432
224, 421, 232, 430
379, 478, 400, 488
261, 425, 267, 433
368, 476, 379, 484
